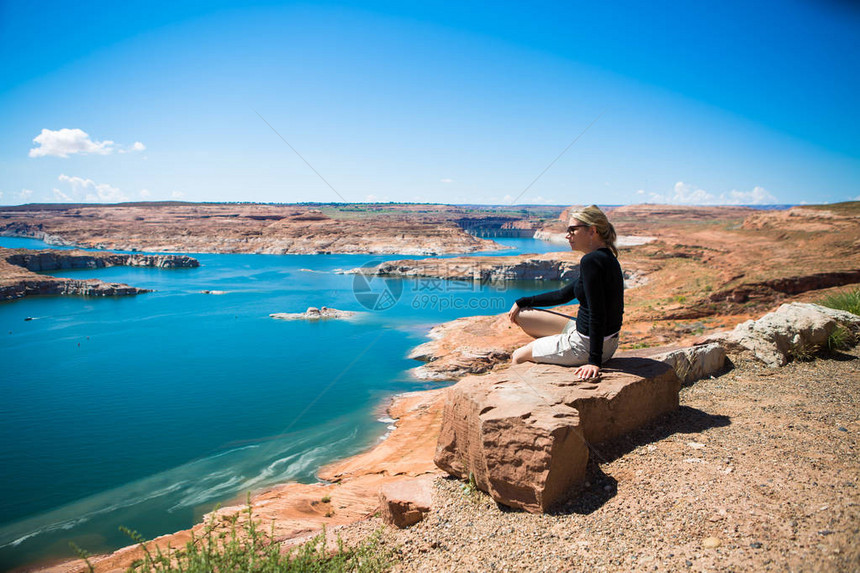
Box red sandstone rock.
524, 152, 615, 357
379, 475, 435, 528
434, 358, 681, 512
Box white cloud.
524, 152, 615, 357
19, 189, 33, 202
171, 190, 185, 199
636, 189, 645, 195
724, 186, 777, 205
139, 189, 152, 199
30, 129, 114, 158
56, 174, 129, 202
29, 129, 145, 158
440, 178, 454, 184
119, 141, 147, 154
652, 181, 715, 204
365, 194, 390, 202
647, 181, 777, 206
523, 195, 557, 205
52, 187, 72, 201
495, 194, 558, 205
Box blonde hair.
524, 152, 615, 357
570, 205, 618, 257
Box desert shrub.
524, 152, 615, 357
827, 325, 856, 352
819, 287, 860, 316
73, 500, 394, 573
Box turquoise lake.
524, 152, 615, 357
0, 236, 566, 570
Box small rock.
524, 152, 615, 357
702, 536, 721, 548
750, 541, 762, 549
818, 529, 833, 536
838, 427, 848, 432
379, 476, 434, 528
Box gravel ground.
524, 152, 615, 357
336, 347, 860, 572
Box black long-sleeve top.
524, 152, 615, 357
515, 247, 624, 366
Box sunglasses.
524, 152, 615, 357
566, 224, 590, 234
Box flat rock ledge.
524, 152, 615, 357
434, 357, 681, 513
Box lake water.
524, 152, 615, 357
0, 236, 567, 569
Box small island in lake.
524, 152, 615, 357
270, 306, 358, 320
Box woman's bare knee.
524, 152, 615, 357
515, 309, 570, 339
512, 344, 534, 364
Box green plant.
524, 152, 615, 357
69, 541, 95, 573
459, 471, 479, 497
827, 325, 856, 352
120, 498, 394, 573
819, 287, 860, 316
321, 495, 331, 504
788, 342, 818, 363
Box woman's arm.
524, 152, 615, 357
580, 254, 608, 366
514, 279, 578, 309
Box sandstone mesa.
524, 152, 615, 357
0, 203, 537, 255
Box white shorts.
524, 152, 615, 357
531, 321, 619, 366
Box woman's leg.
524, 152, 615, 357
511, 341, 534, 364
514, 309, 570, 339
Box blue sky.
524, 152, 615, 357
1, 0, 858, 206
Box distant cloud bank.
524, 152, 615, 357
54, 174, 129, 203
29, 128, 145, 158
643, 181, 777, 205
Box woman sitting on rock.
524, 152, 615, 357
508, 205, 623, 380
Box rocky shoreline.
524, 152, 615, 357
39, 301, 860, 572
0, 248, 198, 301
20, 201, 860, 571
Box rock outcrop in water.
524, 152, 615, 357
270, 306, 358, 320
366, 254, 580, 282
358, 252, 650, 288
5, 251, 198, 271
0, 247, 199, 301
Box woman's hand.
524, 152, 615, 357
508, 303, 521, 324
574, 364, 600, 380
